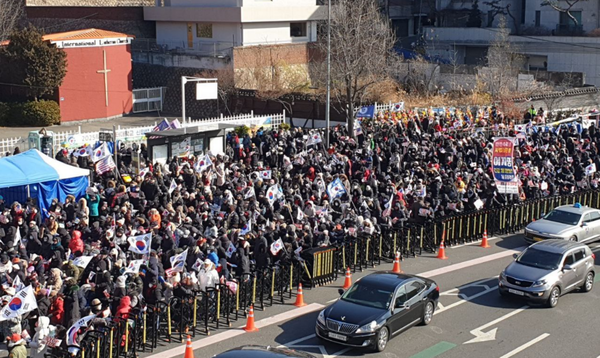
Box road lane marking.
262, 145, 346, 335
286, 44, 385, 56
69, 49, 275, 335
464, 306, 529, 344
450, 236, 501, 249
419, 247, 525, 278
435, 277, 499, 315
409, 341, 457, 358
146, 303, 324, 358
498, 333, 550, 358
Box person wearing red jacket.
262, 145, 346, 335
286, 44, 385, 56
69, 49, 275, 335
49, 296, 64, 326
68, 230, 84, 256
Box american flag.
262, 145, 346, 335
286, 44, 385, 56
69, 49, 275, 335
149, 119, 172, 139
95, 155, 116, 175
153, 119, 171, 132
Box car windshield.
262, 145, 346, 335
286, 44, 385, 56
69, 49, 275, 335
341, 281, 393, 310
543, 210, 581, 225
517, 248, 563, 270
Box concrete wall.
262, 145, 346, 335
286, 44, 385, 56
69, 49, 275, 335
132, 63, 219, 117
156, 21, 241, 46
132, 51, 231, 69
242, 21, 316, 46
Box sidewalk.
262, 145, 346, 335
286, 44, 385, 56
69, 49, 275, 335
0, 113, 179, 140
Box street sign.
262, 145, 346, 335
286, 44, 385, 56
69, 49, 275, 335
99, 132, 113, 142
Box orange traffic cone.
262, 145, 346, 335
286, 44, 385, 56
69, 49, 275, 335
294, 283, 307, 307
392, 252, 403, 273
480, 230, 490, 248
437, 241, 448, 260
184, 335, 195, 358
342, 267, 352, 289
244, 305, 259, 332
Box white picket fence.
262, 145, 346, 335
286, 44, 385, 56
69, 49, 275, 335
51, 111, 285, 152
0, 137, 24, 157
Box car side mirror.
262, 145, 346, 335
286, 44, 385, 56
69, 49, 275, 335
581, 222, 588, 227
338, 288, 345, 296
512, 253, 518, 259
563, 264, 573, 271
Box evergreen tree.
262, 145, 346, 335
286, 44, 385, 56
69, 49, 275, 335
0, 27, 67, 100
466, 0, 483, 28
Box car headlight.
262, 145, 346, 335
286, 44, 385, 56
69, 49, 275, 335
532, 279, 547, 287
355, 320, 384, 334
317, 310, 326, 325
499, 271, 506, 280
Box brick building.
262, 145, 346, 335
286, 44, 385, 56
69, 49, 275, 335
44, 29, 135, 122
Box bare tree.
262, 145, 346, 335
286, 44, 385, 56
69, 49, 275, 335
316, 0, 396, 135
484, 0, 518, 32
196, 66, 237, 116
404, 55, 440, 96
481, 16, 524, 99
0, 0, 22, 41
233, 45, 311, 119
541, 0, 588, 26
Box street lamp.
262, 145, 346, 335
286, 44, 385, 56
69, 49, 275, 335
325, 0, 331, 148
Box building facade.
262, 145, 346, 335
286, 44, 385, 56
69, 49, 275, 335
144, 0, 325, 51
44, 29, 135, 122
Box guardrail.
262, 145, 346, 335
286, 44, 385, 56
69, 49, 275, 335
44, 189, 600, 357
511, 86, 599, 103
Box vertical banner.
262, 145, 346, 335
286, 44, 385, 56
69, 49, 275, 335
492, 137, 519, 194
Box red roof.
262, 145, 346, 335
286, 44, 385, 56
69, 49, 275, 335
43, 28, 135, 42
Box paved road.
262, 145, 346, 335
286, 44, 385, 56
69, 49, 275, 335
146, 234, 600, 358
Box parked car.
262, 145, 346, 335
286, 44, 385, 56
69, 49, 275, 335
213, 346, 316, 358
315, 272, 439, 352
499, 240, 596, 307
524, 203, 600, 244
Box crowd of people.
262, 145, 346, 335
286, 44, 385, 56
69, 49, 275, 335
0, 105, 598, 357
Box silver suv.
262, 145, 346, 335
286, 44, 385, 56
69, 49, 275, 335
498, 240, 596, 308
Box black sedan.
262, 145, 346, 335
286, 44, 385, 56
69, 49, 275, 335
213, 345, 316, 357
315, 272, 439, 352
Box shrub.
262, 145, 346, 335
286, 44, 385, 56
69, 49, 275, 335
17, 100, 61, 126
0, 102, 10, 126
279, 123, 291, 131
234, 125, 250, 137
588, 28, 600, 37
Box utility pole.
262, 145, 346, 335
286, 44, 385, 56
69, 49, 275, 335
325, 0, 331, 148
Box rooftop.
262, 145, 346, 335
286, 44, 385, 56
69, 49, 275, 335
42, 28, 135, 42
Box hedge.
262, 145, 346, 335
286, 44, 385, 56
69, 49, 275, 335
0, 100, 61, 127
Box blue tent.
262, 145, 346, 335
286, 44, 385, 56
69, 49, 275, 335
0, 149, 90, 217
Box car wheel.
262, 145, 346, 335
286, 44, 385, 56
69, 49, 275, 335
582, 272, 594, 292
374, 326, 389, 352
420, 301, 435, 326
569, 236, 578, 242
546, 286, 560, 308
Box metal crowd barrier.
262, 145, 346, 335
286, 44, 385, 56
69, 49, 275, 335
46, 190, 600, 358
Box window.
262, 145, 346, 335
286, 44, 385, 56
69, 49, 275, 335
290, 22, 307, 37
583, 213, 593, 223
589, 212, 600, 221
559, 11, 582, 26
405, 281, 424, 301
573, 250, 585, 262
563, 253, 575, 266
535, 11, 541, 27
196, 23, 213, 38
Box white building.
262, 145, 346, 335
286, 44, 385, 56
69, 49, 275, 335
144, 0, 326, 51
522, 0, 600, 35
424, 27, 600, 86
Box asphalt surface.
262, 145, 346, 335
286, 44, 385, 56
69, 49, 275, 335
140, 234, 600, 358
